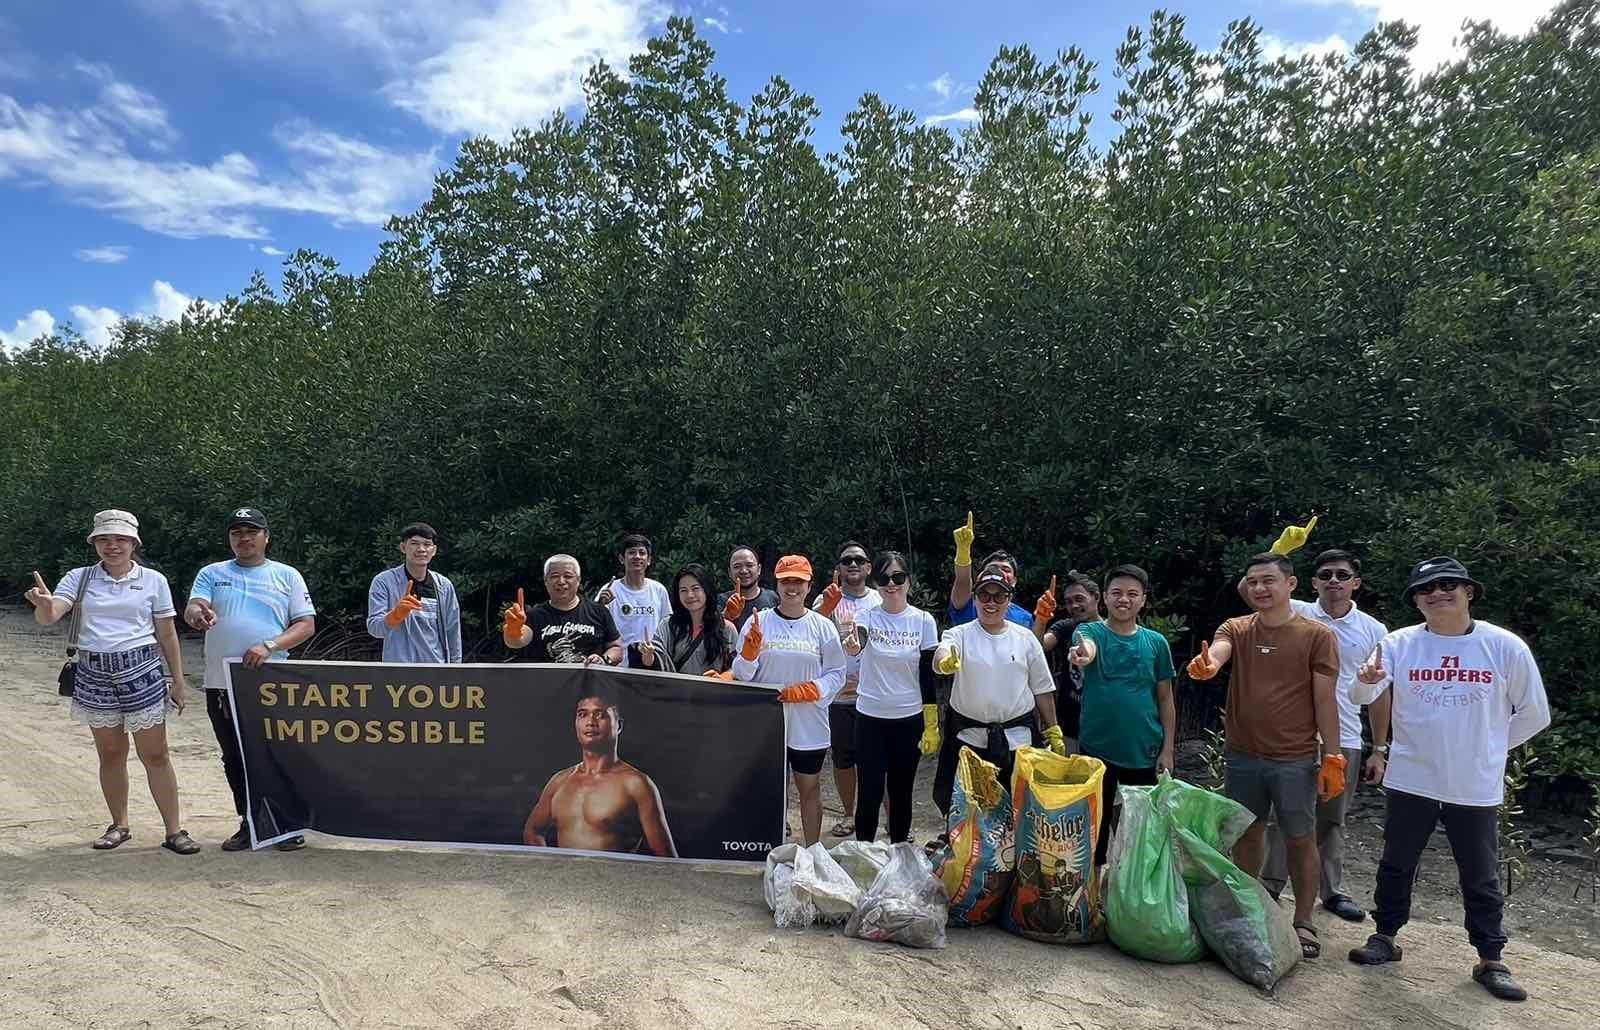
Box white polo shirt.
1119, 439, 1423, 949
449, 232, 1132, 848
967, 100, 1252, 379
53, 562, 176, 653
1291, 598, 1388, 749
938, 620, 1054, 750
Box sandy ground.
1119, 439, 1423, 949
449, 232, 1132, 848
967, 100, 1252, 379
1, 608, 1596, 1030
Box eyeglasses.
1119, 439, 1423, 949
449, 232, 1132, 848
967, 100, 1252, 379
839, 555, 869, 566
1315, 569, 1354, 582
976, 590, 1011, 605
1416, 578, 1463, 595
874, 571, 909, 587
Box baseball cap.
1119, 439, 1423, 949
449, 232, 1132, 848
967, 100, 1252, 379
773, 555, 813, 581
974, 566, 1013, 594
87, 509, 141, 543
228, 507, 269, 530
1403, 556, 1484, 599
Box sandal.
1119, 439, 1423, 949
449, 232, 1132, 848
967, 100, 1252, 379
1293, 921, 1321, 959
1349, 933, 1403, 965
91, 824, 131, 850
924, 832, 949, 855
161, 830, 200, 855
829, 819, 854, 838
1473, 962, 1528, 1002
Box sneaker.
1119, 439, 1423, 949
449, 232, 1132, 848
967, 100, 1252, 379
219, 823, 252, 852
273, 836, 306, 852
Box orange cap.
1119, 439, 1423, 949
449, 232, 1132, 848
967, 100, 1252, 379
773, 555, 813, 581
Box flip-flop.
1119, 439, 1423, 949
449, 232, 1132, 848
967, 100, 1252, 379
161, 830, 200, 855
1293, 922, 1321, 959
1473, 964, 1528, 1002
91, 824, 131, 850
829, 819, 854, 838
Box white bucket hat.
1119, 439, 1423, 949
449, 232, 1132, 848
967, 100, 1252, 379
87, 509, 141, 543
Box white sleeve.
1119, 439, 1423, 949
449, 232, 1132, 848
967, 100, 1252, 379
815, 619, 847, 702
731, 619, 759, 681
52, 567, 85, 605
287, 567, 316, 619
149, 572, 176, 618
1024, 630, 1054, 695
1504, 638, 1552, 750
919, 611, 938, 651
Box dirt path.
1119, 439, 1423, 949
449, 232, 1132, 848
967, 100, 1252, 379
1, 610, 1594, 1029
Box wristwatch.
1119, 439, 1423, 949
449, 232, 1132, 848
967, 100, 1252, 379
263, 638, 279, 651
1373, 744, 1390, 755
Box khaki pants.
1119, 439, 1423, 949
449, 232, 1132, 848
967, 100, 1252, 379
1261, 745, 1361, 901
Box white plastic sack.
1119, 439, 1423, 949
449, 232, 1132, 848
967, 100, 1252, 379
764, 843, 872, 927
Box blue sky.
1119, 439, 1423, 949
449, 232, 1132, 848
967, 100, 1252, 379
0, 1, 1558, 351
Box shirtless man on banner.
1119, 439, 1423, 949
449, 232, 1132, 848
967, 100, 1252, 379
522, 686, 678, 857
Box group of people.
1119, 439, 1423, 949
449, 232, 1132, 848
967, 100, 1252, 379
23, 506, 1551, 1002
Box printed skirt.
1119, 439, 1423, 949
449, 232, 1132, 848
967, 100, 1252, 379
70, 643, 168, 733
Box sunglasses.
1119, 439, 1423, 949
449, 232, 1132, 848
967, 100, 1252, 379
839, 555, 870, 566
874, 571, 909, 587
1315, 569, 1355, 582
1416, 578, 1464, 595
976, 590, 1011, 605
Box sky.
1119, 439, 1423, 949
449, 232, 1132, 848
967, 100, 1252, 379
0, 1, 1563, 352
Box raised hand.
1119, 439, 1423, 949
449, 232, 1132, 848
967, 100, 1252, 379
1269, 514, 1319, 557
1033, 574, 1058, 624
24, 571, 52, 609
187, 597, 218, 631
721, 584, 745, 624
740, 610, 764, 661
502, 588, 527, 642
597, 579, 617, 607
953, 510, 975, 568
1067, 632, 1093, 667
1358, 642, 1386, 685
818, 570, 843, 618
1186, 640, 1218, 681
385, 579, 425, 628
933, 642, 961, 676
778, 681, 821, 703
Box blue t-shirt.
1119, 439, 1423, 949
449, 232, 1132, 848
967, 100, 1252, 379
190, 559, 316, 690
948, 596, 1034, 628
1074, 621, 1176, 769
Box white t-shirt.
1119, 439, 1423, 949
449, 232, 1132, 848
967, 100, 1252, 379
1351, 621, 1550, 807
54, 563, 176, 653
732, 608, 847, 751
813, 586, 881, 705
604, 578, 672, 666
1291, 598, 1388, 749
938, 620, 1054, 750
855, 604, 938, 720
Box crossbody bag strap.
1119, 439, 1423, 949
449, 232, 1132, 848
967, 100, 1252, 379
429, 571, 449, 660
64, 564, 93, 658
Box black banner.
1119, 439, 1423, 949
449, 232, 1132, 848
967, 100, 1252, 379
224, 659, 787, 863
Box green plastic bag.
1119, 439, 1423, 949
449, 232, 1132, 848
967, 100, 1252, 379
1105, 781, 1205, 962
1173, 821, 1302, 991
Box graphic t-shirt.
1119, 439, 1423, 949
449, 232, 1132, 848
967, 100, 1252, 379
731, 608, 847, 751
938, 620, 1054, 750
514, 599, 619, 664
1352, 621, 1550, 807
855, 604, 939, 720
1073, 621, 1176, 769
716, 588, 779, 629
54, 562, 176, 653
603, 578, 672, 666
1291, 598, 1388, 749
189, 560, 316, 690
1046, 616, 1093, 737
1216, 612, 1338, 760
949, 596, 1034, 628
813, 586, 881, 706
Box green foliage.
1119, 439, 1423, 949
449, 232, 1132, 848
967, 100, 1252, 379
3, 6, 1600, 789
1499, 745, 1539, 893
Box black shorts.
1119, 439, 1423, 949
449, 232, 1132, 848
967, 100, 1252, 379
828, 705, 857, 769
787, 746, 828, 776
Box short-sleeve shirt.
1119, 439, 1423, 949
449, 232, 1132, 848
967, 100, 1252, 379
514, 599, 619, 663
855, 604, 938, 720
1074, 621, 1176, 769
1290, 598, 1388, 749
1216, 613, 1339, 760
716, 588, 779, 629
1046, 616, 1092, 736
190, 560, 316, 690
813, 586, 881, 704
603, 578, 672, 662
939, 620, 1054, 750
54, 562, 176, 653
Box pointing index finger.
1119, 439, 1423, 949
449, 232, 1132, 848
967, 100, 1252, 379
515, 587, 524, 609
1048, 574, 1057, 597
965, 511, 974, 533
32, 570, 46, 591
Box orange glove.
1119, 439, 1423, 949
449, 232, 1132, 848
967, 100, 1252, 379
740, 610, 764, 661
778, 681, 821, 703
1033, 575, 1057, 624
385, 580, 424, 628
1318, 752, 1349, 802
1187, 640, 1218, 681
722, 587, 745, 624
818, 571, 843, 618
502, 588, 527, 643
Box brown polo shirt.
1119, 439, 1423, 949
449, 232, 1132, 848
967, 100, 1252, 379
1217, 612, 1338, 760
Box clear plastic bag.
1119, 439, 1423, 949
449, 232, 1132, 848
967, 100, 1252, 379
764, 842, 874, 927
844, 843, 950, 949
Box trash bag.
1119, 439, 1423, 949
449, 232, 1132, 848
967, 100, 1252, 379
764, 842, 868, 927
932, 746, 1015, 927
830, 840, 894, 889
844, 843, 950, 949
1105, 781, 1205, 963
1174, 825, 1302, 991
1000, 748, 1105, 944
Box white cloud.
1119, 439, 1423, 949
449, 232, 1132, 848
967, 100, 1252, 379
259, 244, 286, 255
74, 61, 179, 148
703, 16, 730, 33
1261, 33, 1353, 62
74, 245, 131, 264
1326, 1, 1561, 73
928, 73, 956, 99
383, 0, 666, 138
1, 310, 54, 352
924, 107, 979, 127
67, 305, 123, 349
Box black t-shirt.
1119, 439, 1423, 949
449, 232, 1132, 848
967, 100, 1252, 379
715, 588, 779, 630
1046, 616, 1092, 736
511, 599, 619, 663
405, 571, 437, 600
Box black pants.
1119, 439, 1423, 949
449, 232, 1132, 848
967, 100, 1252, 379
206, 689, 248, 819
1094, 761, 1158, 866
931, 710, 1037, 816
1374, 788, 1506, 961
854, 712, 922, 843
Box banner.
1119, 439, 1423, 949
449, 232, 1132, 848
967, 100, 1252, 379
224, 659, 788, 864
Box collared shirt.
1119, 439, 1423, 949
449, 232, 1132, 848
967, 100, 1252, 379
1291, 598, 1388, 749
54, 562, 176, 653
190, 559, 316, 690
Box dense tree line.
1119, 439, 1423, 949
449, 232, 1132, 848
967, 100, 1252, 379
3, 5, 1597, 788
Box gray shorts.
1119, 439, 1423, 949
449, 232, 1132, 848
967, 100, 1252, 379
1224, 749, 1318, 838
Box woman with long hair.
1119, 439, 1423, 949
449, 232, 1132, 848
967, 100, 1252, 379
638, 563, 736, 676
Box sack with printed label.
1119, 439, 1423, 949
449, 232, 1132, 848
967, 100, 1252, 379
1000, 748, 1105, 944
932, 746, 1015, 927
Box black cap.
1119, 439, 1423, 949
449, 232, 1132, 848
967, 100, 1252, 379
1403, 555, 1483, 600
974, 567, 1013, 594
227, 507, 269, 530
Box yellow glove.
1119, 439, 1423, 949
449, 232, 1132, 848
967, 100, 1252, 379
953, 510, 974, 568
1270, 515, 1318, 556
1043, 724, 1067, 756
933, 644, 960, 676
919, 704, 941, 756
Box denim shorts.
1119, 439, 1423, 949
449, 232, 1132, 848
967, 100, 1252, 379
1224, 749, 1318, 837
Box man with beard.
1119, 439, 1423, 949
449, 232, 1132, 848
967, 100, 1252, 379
1038, 571, 1102, 754
522, 685, 677, 857
717, 544, 778, 630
